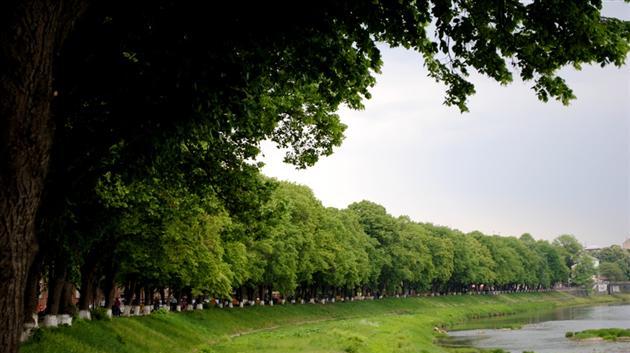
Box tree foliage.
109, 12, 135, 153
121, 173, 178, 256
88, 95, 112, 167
27, 174, 605, 325
572, 253, 597, 288
598, 262, 626, 282
593, 245, 630, 280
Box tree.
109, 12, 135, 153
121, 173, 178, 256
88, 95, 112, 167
553, 234, 584, 268
2, 1, 630, 350
572, 254, 596, 289
476, 235, 524, 289
447, 232, 495, 291
394, 218, 435, 293
348, 201, 400, 293
505, 237, 542, 288
424, 233, 454, 292
519, 233, 536, 244
269, 182, 325, 296
535, 241, 570, 286
593, 245, 630, 280
334, 209, 373, 295
598, 262, 626, 282
317, 209, 368, 296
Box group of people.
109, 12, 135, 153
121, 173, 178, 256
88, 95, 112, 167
169, 296, 190, 311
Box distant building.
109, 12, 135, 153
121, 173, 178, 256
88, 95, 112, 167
585, 245, 602, 252
623, 238, 630, 250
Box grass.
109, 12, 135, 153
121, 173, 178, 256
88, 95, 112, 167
22, 292, 629, 353
566, 328, 630, 341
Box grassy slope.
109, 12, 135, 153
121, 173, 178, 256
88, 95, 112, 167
22, 292, 629, 353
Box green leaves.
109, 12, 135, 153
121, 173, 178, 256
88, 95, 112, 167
572, 253, 597, 288
592, 245, 630, 280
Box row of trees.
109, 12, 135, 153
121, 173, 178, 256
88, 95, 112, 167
33, 177, 609, 323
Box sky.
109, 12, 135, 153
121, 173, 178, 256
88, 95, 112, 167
259, 3, 630, 247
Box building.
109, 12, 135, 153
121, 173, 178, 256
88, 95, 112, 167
623, 238, 630, 250
584, 245, 602, 252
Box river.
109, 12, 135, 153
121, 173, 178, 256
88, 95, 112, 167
442, 304, 630, 353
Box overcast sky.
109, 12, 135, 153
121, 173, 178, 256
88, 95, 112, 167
259, 3, 630, 247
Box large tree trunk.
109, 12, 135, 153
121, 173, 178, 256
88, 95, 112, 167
0, 1, 85, 350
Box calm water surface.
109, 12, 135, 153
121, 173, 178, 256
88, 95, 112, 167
444, 304, 630, 353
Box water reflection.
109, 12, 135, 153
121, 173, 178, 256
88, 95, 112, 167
444, 304, 630, 353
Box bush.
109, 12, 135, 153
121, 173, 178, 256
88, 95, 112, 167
90, 307, 111, 321
344, 345, 359, 353
565, 331, 574, 337
153, 307, 169, 316
30, 328, 47, 343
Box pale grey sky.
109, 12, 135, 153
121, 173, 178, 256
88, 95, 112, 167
260, 3, 630, 247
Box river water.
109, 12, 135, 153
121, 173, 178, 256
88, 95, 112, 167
443, 304, 630, 353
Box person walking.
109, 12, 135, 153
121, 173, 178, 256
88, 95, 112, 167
113, 297, 122, 317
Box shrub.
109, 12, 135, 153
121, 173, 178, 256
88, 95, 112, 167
344, 345, 359, 353
30, 328, 46, 343
153, 308, 169, 316
90, 307, 111, 321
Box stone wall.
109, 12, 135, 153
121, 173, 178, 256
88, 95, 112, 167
608, 282, 630, 294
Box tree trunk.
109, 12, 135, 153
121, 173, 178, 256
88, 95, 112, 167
103, 281, 115, 309
46, 262, 67, 316
124, 281, 135, 305
78, 269, 95, 311
78, 256, 98, 311
237, 286, 243, 302
160, 288, 166, 304
23, 251, 43, 325
133, 285, 141, 306
102, 263, 117, 309
59, 281, 75, 315
0, 1, 86, 351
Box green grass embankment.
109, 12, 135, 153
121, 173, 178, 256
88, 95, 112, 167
22, 292, 630, 353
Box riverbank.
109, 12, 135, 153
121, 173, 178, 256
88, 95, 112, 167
22, 292, 630, 353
